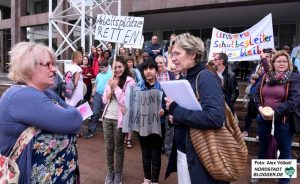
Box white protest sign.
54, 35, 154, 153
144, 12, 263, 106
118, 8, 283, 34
95, 14, 144, 46
209, 13, 274, 62
122, 86, 163, 137
76, 101, 93, 120
124, 35, 144, 49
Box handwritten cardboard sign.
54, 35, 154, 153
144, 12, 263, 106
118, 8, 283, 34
95, 14, 144, 47
76, 101, 93, 120
209, 13, 274, 62
122, 86, 163, 137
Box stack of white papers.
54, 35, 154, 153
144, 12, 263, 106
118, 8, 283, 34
160, 80, 202, 111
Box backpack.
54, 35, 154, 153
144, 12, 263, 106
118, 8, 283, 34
190, 70, 248, 181
62, 71, 75, 98
0, 127, 38, 183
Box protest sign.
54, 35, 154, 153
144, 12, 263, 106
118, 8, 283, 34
209, 13, 274, 62
95, 14, 144, 47
124, 35, 144, 49
122, 86, 163, 137
76, 101, 93, 120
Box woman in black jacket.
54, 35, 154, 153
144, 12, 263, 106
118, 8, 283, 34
164, 33, 228, 184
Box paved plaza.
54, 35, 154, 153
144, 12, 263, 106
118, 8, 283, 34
77, 125, 300, 184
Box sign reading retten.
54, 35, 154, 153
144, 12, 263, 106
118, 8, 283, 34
95, 14, 144, 46
122, 86, 163, 137
209, 13, 274, 62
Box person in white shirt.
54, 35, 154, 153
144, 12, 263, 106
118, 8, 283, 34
65, 51, 84, 106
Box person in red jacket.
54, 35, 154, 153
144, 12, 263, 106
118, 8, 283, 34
81, 55, 95, 101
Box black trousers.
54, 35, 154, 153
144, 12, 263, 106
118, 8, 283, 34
139, 134, 162, 182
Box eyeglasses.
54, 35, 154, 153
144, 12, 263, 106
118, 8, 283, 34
283, 47, 290, 50
39, 62, 56, 69
274, 60, 288, 64
97, 50, 102, 52
170, 51, 183, 58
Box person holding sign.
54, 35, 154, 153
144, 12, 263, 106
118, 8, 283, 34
164, 33, 227, 184
136, 59, 166, 184
254, 50, 300, 184
102, 56, 135, 184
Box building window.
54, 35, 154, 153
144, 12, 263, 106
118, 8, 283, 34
188, 29, 200, 37
217, 27, 230, 33
230, 26, 246, 33
143, 32, 153, 42
201, 28, 212, 41
34, 0, 48, 14
163, 31, 174, 41
279, 24, 296, 49
175, 29, 187, 35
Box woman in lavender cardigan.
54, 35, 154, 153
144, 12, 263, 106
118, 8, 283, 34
0, 42, 83, 183
255, 50, 300, 184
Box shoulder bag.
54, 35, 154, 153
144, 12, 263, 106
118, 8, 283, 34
190, 71, 248, 181
0, 127, 38, 184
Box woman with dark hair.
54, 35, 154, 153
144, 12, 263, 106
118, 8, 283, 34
80, 55, 95, 101
137, 59, 166, 184
92, 47, 103, 76
104, 50, 113, 66
102, 56, 135, 184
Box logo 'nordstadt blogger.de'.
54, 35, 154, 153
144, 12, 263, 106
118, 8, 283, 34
252, 159, 297, 178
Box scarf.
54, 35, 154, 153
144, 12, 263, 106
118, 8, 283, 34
266, 70, 292, 85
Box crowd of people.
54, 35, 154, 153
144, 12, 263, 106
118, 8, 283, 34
1, 31, 300, 184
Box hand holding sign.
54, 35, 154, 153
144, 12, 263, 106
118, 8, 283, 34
164, 97, 174, 111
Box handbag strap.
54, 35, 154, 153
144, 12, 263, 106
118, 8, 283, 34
259, 74, 267, 107
195, 71, 202, 101
8, 127, 39, 161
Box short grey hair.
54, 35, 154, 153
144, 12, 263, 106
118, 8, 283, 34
171, 33, 204, 64
155, 55, 165, 63
8, 42, 56, 83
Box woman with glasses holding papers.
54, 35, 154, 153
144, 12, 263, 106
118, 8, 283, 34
164, 33, 228, 184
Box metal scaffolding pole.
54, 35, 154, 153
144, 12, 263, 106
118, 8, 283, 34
49, 0, 119, 58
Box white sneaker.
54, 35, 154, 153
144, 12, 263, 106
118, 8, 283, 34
114, 172, 123, 184
105, 171, 114, 184
142, 178, 151, 184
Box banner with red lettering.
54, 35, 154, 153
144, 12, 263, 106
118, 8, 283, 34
95, 14, 144, 48
208, 14, 274, 62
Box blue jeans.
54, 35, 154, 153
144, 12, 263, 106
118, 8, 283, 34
88, 93, 104, 133
256, 114, 293, 184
